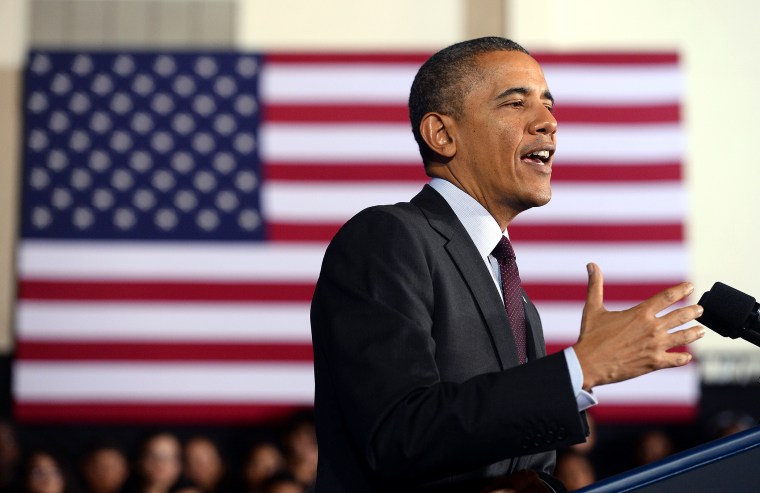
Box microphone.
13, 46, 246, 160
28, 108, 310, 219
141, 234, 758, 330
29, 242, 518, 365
697, 282, 760, 348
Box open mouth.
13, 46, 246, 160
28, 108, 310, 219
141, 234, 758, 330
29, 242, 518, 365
521, 148, 553, 167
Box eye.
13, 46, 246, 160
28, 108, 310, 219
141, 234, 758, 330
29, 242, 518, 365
505, 100, 524, 108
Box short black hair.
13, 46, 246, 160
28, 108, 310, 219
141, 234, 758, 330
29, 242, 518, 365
408, 37, 530, 163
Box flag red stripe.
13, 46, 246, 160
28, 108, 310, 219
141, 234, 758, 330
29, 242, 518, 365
545, 342, 574, 355
263, 163, 681, 182
533, 53, 678, 65
18, 281, 316, 301
265, 53, 430, 64
14, 402, 308, 424
527, 283, 676, 302
17, 280, 676, 302
263, 104, 679, 124
590, 404, 696, 423
14, 403, 695, 425
264, 163, 428, 182
16, 341, 314, 362
551, 164, 681, 181
267, 223, 683, 243
265, 53, 677, 65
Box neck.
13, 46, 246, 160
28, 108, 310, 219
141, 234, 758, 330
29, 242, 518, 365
429, 165, 520, 230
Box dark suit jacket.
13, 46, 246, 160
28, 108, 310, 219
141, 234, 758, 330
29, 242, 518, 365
310, 185, 588, 492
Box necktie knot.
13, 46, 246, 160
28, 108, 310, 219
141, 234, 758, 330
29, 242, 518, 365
492, 236, 516, 262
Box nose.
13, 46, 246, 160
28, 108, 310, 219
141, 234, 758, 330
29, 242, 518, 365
530, 107, 557, 136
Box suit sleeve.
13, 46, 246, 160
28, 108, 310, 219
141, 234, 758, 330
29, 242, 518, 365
310, 207, 586, 483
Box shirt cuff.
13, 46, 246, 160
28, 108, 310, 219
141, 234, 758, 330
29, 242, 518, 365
563, 347, 598, 411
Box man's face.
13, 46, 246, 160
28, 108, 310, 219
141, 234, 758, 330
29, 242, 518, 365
449, 50, 556, 222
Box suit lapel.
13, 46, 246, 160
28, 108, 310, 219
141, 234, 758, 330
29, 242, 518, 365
411, 185, 520, 369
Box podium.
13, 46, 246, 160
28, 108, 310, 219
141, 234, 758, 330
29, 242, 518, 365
576, 426, 760, 492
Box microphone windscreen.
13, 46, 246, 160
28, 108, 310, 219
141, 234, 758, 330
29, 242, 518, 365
697, 282, 756, 338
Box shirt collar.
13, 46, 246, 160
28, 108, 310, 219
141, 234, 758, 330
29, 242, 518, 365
429, 177, 506, 259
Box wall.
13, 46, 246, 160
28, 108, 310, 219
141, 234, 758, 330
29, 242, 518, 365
0, 0, 27, 353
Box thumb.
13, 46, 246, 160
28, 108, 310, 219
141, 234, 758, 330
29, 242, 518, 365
584, 262, 604, 313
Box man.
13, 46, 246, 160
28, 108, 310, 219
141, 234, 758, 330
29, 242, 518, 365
310, 37, 704, 492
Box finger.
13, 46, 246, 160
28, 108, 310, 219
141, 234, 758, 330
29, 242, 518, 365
641, 282, 695, 315
660, 349, 693, 368
583, 263, 604, 313
657, 304, 704, 330
666, 324, 706, 348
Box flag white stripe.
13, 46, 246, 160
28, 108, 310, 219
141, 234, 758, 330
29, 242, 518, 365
261, 64, 419, 103
18, 240, 327, 281
18, 240, 685, 282
542, 65, 684, 104
263, 183, 687, 223
260, 123, 684, 163
261, 64, 682, 105
14, 362, 315, 402
14, 361, 697, 405
518, 243, 687, 281
594, 365, 699, 403
16, 301, 312, 342
17, 300, 686, 343
535, 302, 689, 342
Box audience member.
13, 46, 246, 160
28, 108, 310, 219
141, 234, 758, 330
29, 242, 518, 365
183, 437, 225, 493
242, 443, 285, 493
21, 450, 73, 493
0, 420, 19, 493
259, 472, 304, 493
80, 443, 129, 493
554, 449, 596, 491
280, 415, 316, 489
634, 428, 674, 466
130, 432, 183, 493
705, 410, 756, 439
571, 413, 597, 455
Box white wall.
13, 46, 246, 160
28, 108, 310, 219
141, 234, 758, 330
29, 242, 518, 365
0, 0, 27, 68
237, 0, 465, 50
508, 0, 760, 357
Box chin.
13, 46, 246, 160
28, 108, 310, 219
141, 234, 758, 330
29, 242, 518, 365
529, 189, 552, 208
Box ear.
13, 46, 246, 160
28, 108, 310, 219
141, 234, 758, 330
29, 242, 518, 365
419, 112, 457, 159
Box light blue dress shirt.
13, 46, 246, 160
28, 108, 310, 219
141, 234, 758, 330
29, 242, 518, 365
429, 177, 597, 411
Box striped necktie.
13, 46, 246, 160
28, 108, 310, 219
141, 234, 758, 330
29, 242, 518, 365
492, 236, 528, 364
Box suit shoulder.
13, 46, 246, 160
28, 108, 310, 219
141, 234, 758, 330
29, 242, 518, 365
335, 201, 427, 241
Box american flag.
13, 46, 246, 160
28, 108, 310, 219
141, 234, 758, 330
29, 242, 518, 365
14, 50, 694, 424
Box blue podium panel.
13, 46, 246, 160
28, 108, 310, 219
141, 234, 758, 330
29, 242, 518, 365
577, 426, 760, 493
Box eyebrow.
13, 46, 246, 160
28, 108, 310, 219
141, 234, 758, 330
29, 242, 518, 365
494, 86, 555, 105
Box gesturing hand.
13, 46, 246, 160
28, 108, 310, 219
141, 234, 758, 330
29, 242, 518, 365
573, 262, 705, 391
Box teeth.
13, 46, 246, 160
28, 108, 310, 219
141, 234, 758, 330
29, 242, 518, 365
530, 150, 550, 159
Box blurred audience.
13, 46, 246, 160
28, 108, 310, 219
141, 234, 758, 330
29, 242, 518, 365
4, 408, 758, 493
80, 443, 130, 493
183, 436, 225, 493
